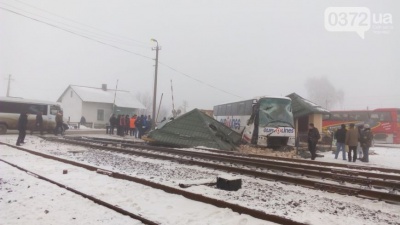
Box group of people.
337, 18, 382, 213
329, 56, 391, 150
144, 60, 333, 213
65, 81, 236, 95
334, 123, 373, 162
108, 114, 152, 138
16, 111, 64, 146
307, 122, 373, 163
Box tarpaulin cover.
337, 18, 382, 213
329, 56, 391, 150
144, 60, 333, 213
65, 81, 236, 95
147, 109, 242, 151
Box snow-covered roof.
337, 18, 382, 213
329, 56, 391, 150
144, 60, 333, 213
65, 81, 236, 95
286, 92, 330, 118
58, 85, 145, 109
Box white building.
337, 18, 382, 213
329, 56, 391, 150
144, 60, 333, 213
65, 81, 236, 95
57, 84, 145, 126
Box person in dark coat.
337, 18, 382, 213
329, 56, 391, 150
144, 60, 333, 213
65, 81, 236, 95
54, 111, 64, 135
80, 116, 86, 127
119, 115, 125, 136
134, 115, 142, 138
360, 124, 373, 162
334, 124, 347, 160
16, 112, 28, 146
307, 123, 321, 160
109, 114, 116, 135
31, 112, 44, 135
125, 115, 130, 135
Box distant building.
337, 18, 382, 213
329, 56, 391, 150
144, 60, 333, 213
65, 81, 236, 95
57, 84, 145, 126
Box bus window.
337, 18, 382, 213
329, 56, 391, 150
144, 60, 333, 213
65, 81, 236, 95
213, 106, 218, 116
244, 100, 253, 115
349, 112, 368, 121
237, 102, 245, 115
226, 104, 232, 116
398, 110, 400, 123
370, 112, 392, 122
50, 105, 61, 115
322, 114, 330, 120
219, 105, 226, 116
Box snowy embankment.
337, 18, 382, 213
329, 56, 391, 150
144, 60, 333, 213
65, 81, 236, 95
1, 135, 400, 225
0, 144, 269, 225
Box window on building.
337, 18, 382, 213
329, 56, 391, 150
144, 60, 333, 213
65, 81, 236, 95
97, 109, 104, 121
70, 91, 73, 97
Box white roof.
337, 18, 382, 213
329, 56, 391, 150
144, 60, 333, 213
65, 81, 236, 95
0, 96, 61, 106
63, 85, 145, 109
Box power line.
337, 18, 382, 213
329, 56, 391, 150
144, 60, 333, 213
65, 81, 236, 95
0, 5, 243, 99
159, 62, 243, 99
11, 0, 151, 47
0, 2, 150, 49
0, 6, 153, 60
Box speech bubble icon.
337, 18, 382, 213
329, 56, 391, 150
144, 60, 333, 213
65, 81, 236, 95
324, 7, 371, 39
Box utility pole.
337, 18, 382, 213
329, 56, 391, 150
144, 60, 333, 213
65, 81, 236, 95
6, 74, 13, 97
151, 39, 161, 129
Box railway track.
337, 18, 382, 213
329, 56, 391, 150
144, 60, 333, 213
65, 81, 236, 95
0, 158, 159, 225
41, 137, 400, 204
0, 142, 306, 225
62, 136, 400, 189
79, 136, 400, 174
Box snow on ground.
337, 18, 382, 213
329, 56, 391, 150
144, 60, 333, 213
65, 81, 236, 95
0, 162, 140, 225
1, 135, 400, 225
318, 147, 400, 170
0, 144, 271, 225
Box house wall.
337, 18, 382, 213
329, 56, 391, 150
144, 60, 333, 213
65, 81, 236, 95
58, 87, 83, 123
82, 102, 114, 125
308, 113, 323, 132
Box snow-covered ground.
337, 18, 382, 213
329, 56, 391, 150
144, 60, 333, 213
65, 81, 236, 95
318, 147, 400, 170
0, 145, 270, 225
1, 135, 400, 225
0, 161, 140, 225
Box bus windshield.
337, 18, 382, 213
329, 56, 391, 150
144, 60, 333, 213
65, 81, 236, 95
258, 98, 294, 127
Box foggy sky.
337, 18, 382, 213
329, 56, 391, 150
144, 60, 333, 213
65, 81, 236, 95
1, 0, 399, 111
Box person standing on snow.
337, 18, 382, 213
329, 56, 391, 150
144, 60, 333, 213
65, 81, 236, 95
334, 124, 347, 160
360, 124, 373, 162
356, 124, 364, 160
345, 123, 359, 162
307, 123, 320, 160
16, 112, 28, 146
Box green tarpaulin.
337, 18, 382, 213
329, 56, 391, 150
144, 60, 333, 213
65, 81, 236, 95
148, 109, 241, 151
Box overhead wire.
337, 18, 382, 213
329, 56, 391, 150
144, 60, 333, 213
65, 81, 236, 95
0, 1, 151, 49
11, 0, 151, 47
0, 4, 243, 99
0, 6, 153, 60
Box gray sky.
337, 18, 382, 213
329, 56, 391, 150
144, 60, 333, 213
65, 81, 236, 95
1, 0, 399, 111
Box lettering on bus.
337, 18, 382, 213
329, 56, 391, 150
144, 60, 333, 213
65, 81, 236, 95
219, 118, 241, 130
264, 127, 294, 134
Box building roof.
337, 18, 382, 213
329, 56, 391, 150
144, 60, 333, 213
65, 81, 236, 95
147, 108, 242, 151
58, 85, 145, 109
286, 93, 330, 118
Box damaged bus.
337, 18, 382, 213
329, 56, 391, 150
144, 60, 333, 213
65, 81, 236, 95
213, 96, 295, 148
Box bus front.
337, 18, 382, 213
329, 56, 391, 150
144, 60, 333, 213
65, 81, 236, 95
243, 97, 295, 148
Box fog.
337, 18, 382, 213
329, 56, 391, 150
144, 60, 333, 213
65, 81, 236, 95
1, 0, 399, 111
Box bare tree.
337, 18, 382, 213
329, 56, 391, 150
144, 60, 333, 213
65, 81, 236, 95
305, 76, 344, 110
136, 92, 152, 116
136, 92, 171, 121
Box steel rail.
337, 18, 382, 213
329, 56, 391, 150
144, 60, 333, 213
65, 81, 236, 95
0, 159, 159, 225
77, 136, 400, 175
41, 138, 400, 204
0, 142, 306, 225
65, 136, 400, 183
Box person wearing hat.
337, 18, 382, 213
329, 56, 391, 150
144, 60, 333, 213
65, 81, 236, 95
360, 124, 373, 162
